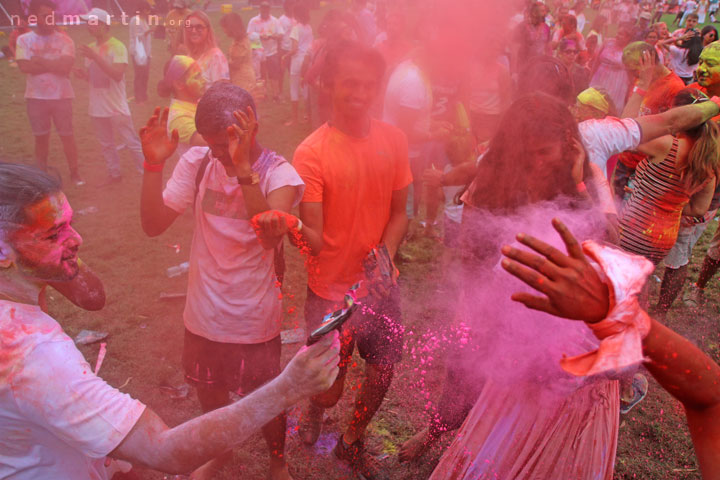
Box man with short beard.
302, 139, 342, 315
0, 164, 339, 480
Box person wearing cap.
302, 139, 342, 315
165, 0, 191, 54
15, 0, 83, 186
74, 7, 145, 185
634, 11, 653, 41
247, 1, 285, 100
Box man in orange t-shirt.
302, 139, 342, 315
253, 41, 411, 480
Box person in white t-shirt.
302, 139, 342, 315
128, 1, 154, 104
278, 0, 295, 97
15, 0, 82, 186
73, 8, 144, 186
284, 3, 313, 126
0, 162, 339, 480
247, 2, 285, 100
139, 82, 304, 480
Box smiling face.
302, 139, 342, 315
9, 193, 82, 283
330, 58, 380, 121
697, 45, 720, 88
704, 29, 718, 46
185, 16, 209, 46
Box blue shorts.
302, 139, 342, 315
26, 98, 74, 137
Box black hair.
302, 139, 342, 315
29, 0, 55, 14
195, 82, 257, 135
0, 163, 61, 231
516, 56, 575, 106
320, 40, 386, 88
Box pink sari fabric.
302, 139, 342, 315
430, 242, 658, 480
429, 379, 618, 480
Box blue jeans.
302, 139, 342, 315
92, 114, 144, 177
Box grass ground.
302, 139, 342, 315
1, 5, 720, 479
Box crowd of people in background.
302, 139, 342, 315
5, 0, 720, 479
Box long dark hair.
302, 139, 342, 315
681, 25, 717, 65
467, 93, 601, 212
672, 88, 720, 190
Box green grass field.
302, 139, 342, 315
1, 5, 720, 479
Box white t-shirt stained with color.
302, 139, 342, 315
383, 60, 433, 159
163, 147, 304, 344
0, 300, 146, 480
578, 116, 642, 175
85, 37, 132, 118
15, 31, 75, 100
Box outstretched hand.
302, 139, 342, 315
227, 107, 258, 170
139, 107, 178, 166
500, 218, 610, 324
280, 330, 341, 399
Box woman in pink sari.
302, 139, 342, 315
429, 93, 619, 480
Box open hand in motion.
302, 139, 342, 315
227, 107, 258, 170
139, 107, 179, 166
500, 218, 610, 324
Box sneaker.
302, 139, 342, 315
620, 373, 649, 414
334, 438, 388, 480
98, 175, 122, 187
298, 403, 323, 446
683, 283, 707, 309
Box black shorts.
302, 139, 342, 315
304, 286, 404, 365
263, 53, 282, 80
182, 329, 281, 395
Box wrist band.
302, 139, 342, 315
143, 161, 164, 173
576, 181, 587, 193
632, 86, 647, 97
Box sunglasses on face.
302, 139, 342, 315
186, 24, 207, 31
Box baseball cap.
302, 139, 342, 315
80, 8, 112, 25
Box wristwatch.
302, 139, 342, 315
237, 172, 260, 185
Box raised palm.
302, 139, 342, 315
140, 107, 178, 165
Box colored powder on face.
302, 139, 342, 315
577, 88, 610, 115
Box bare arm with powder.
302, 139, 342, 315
500, 219, 720, 479
380, 187, 409, 258
110, 332, 341, 474
140, 108, 182, 237
635, 99, 720, 142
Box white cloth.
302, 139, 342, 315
15, 31, 75, 100
289, 23, 313, 75
247, 15, 284, 57
578, 116, 642, 175
668, 44, 697, 78
85, 37, 131, 118
0, 300, 146, 480
163, 147, 304, 344
383, 60, 433, 159
443, 164, 463, 223
128, 15, 152, 61
278, 14, 294, 51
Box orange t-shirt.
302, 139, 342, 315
293, 120, 412, 301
